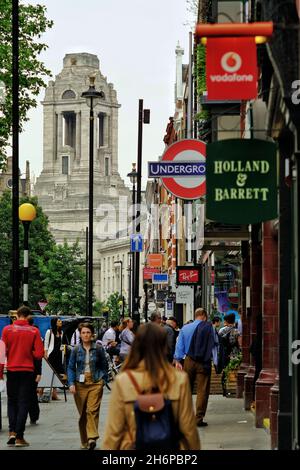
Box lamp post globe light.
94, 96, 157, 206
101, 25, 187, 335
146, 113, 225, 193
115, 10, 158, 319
127, 163, 138, 320
81, 75, 104, 317
19, 203, 36, 306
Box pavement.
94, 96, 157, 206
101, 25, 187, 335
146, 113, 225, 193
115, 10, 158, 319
0, 388, 270, 451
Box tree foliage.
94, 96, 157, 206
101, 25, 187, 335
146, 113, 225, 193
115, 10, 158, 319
0, 1, 53, 169
40, 241, 87, 316
105, 292, 122, 322
0, 191, 55, 312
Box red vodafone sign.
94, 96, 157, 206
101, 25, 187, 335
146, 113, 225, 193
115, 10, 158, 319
206, 37, 257, 100
158, 139, 206, 199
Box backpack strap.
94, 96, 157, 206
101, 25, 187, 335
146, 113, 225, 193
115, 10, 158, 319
126, 370, 142, 394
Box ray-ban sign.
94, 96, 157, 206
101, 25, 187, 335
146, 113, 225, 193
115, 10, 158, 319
176, 266, 201, 286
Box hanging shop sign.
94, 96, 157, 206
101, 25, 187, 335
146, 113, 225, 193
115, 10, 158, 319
176, 266, 201, 286
148, 139, 206, 199
206, 139, 278, 224
147, 253, 163, 268
175, 286, 194, 304
206, 37, 257, 100
143, 267, 160, 280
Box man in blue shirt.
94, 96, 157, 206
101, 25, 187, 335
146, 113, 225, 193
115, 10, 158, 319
174, 307, 216, 427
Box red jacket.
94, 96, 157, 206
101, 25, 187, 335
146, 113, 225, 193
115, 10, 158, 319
1, 320, 44, 372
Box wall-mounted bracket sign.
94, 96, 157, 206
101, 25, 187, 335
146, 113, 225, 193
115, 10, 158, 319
206, 139, 278, 224
194, 22, 273, 101
148, 139, 206, 199
206, 37, 257, 100
176, 266, 201, 286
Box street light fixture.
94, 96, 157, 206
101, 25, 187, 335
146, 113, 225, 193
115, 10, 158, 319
114, 260, 124, 318
127, 163, 138, 321
82, 75, 104, 316
19, 203, 36, 305
132, 100, 150, 325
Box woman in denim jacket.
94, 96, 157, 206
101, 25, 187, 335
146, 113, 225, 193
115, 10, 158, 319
67, 322, 108, 450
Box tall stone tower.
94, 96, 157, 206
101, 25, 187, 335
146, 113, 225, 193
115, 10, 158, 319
35, 53, 131, 299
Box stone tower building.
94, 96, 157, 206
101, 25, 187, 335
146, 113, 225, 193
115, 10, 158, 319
34, 53, 131, 301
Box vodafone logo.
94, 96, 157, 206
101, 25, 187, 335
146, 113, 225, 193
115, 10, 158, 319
221, 52, 242, 73
210, 50, 253, 84
206, 37, 258, 100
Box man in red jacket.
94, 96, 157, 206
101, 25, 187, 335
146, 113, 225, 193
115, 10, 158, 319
1, 305, 44, 447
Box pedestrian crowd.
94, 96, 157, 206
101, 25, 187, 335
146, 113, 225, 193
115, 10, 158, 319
0, 304, 241, 450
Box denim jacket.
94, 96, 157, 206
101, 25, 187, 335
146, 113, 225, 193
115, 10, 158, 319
67, 342, 108, 386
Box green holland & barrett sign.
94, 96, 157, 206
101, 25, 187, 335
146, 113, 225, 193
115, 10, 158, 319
206, 139, 278, 224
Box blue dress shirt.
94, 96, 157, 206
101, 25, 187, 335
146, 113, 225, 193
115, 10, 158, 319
174, 320, 202, 361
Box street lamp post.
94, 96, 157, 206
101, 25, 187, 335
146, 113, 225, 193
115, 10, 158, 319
127, 163, 138, 322
114, 260, 124, 317
12, 0, 20, 309
135, 100, 150, 324
82, 76, 104, 317
19, 203, 36, 305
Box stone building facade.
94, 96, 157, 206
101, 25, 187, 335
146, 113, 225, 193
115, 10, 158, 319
34, 53, 132, 303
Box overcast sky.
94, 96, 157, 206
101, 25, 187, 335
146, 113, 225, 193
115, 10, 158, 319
19, 0, 195, 188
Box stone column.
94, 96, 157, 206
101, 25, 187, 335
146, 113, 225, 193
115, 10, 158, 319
237, 241, 251, 398
57, 112, 63, 154
76, 111, 81, 161
111, 108, 119, 175
255, 221, 278, 428
244, 224, 262, 410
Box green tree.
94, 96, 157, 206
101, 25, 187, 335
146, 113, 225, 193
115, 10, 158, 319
0, 191, 55, 312
0, 1, 53, 169
105, 292, 122, 322
93, 299, 106, 317
40, 241, 86, 316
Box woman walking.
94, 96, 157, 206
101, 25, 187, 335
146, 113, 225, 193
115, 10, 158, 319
44, 317, 66, 400
119, 318, 135, 362
67, 323, 108, 450
101, 322, 200, 450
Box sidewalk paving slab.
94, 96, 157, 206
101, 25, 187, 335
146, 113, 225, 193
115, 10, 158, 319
0, 389, 270, 450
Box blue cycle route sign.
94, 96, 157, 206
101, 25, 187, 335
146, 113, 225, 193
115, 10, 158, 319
130, 234, 143, 252
152, 273, 169, 284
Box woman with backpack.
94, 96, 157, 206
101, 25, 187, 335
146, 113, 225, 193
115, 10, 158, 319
67, 322, 108, 450
218, 313, 241, 397
43, 317, 67, 400
101, 322, 200, 450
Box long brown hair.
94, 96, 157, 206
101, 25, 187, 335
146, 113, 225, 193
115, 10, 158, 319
122, 322, 175, 393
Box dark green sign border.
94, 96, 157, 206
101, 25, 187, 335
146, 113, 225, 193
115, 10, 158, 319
206, 139, 278, 224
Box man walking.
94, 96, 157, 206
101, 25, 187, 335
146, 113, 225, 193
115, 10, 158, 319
174, 308, 216, 427
1, 305, 44, 447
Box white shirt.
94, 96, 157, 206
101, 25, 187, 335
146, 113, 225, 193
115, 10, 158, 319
71, 329, 81, 347
101, 327, 116, 346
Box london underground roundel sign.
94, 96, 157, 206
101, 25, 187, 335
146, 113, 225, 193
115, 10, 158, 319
159, 139, 206, 199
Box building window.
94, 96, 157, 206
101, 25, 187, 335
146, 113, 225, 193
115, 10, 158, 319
105, 157, 109, 176
62, 89, 76, 99
62, 156, 69, 175
63, 111, 76, 147
98, 113, 105, 147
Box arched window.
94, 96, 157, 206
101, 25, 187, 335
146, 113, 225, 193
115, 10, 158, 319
62, 89, 76, 99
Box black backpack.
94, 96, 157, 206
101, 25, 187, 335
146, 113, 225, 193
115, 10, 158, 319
126, 370, 180, 451
214, 329, 233, 374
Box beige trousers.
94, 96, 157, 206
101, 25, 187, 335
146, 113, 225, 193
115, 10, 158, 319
184, 355, 211, 423
74, 372, 104, 445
